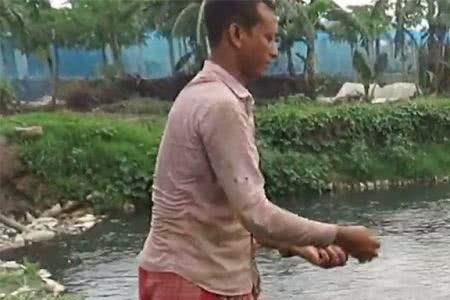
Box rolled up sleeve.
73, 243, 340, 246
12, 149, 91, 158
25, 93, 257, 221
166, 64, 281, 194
199, 99, 337, 248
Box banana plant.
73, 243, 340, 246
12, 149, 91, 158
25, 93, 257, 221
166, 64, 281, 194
146, 0, 207, 74
352, 50, 388, 101
392, 0, 450, 94
0, 0, 25, 33
277, 0, 335, 99
327, 0, 392, 98
170, 0, 209, 74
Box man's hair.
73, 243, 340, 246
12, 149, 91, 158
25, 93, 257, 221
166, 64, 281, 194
204, 0, 276, 48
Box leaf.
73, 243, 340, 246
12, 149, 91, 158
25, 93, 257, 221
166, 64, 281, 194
171, 2, 200, 38
296, 3, 315, 41
426, 70, 436, 83
295, 53, 307, 64
174, 51, 194, 72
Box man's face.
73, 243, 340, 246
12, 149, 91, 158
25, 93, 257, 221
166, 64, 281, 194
238, 3, 279, 80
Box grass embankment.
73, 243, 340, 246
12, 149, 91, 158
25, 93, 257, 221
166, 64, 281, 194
0, 109, 165, 211
0, 97, 449, 210
258, 97, 450, 198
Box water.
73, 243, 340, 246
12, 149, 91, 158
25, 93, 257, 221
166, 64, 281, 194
2, 185, 450, 300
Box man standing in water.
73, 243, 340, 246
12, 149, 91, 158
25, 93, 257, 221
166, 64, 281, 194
138, 1, 380, 299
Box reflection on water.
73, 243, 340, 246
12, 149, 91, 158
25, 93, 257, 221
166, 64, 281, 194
2, 185, 450, 300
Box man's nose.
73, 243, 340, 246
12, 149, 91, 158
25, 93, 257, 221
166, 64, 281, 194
270, 44, 279, 59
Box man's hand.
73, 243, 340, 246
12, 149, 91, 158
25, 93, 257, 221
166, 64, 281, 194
286, 245, 348, 269
334, 225, 380, 263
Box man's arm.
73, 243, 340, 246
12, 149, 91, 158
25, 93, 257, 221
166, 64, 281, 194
200, 99, 337, 249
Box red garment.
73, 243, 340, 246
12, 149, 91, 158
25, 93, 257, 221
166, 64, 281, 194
139, 268, 254, 300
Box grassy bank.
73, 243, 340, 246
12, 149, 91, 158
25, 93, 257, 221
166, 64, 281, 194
1, 97, 449, 210
258, 97, 450, 197
0, 111, 165, 211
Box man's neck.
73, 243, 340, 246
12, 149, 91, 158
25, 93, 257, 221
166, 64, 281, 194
209, 51, 248, 86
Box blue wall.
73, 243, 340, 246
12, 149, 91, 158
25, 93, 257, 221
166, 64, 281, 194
0, 30, 422, 99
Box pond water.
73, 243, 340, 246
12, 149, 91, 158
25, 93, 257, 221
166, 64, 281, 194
2, 185, 450, 300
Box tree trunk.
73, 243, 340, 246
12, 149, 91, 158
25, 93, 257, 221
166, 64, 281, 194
305, 41, 316, 99
168, 35, 175, 75
0, 41, 7, 73
427, 25, 440, 92
375, 38, 380, 57
45, 48, 55, 110
51, 43, 59, 108
287, 46, 295, 76
102, 44, 108, 66
110, 34, 123, 76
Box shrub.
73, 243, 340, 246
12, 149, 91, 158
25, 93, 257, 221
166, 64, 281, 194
63, 82, 97, 112
0, 78, 16, 114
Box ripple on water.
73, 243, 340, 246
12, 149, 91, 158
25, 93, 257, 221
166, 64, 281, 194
4, 188, 450, 299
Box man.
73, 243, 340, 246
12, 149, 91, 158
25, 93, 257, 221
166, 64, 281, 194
138, 1, 380, 299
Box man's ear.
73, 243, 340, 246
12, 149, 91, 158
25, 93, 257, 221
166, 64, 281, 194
227, 23, 244, 49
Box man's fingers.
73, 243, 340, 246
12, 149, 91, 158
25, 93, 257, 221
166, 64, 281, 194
326, 246, 338, 265
329, 245, 347, 266
318, 248, 330, 264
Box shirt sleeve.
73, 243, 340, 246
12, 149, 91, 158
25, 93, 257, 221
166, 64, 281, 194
199, 98, 337, 248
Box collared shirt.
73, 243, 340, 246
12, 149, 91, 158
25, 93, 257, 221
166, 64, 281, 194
138, 60, 337, 296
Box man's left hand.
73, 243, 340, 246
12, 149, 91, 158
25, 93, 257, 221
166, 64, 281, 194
286, 245, 348, 269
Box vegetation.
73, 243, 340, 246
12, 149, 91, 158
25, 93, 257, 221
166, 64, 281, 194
1, 0, 450, 100
0, 111, 165, 211
0, 78, 16, 114
0, 259, 82, 300
1, 97, 449, 209
258, 96, 450, 197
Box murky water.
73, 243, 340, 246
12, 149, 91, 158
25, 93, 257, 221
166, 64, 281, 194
2, 185, 450, 300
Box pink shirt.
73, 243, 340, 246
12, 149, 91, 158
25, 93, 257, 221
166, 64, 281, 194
138, 60, 337, 296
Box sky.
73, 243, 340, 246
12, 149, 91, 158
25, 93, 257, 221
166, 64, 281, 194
49, 0, 376, 9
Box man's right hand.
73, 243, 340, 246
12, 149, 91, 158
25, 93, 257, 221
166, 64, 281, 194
334, 225, 380, 263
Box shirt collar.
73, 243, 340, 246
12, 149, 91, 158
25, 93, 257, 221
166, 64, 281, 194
200, 60, 252, 100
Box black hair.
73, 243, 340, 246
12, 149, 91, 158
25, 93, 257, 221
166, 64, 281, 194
204, 0, 276, 48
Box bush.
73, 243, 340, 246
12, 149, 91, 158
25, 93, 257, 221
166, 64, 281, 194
257, 97, 450, 154
61, 79, 134, 111
256, 97, 450, 193
0, 79, 16, 114
261, 149, 331, 198
63, 81, 97, 111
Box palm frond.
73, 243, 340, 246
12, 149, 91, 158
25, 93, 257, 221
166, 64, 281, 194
171, 2, 200, 38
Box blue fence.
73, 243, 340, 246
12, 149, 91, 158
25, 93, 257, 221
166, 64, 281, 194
0, 31, 421, 99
